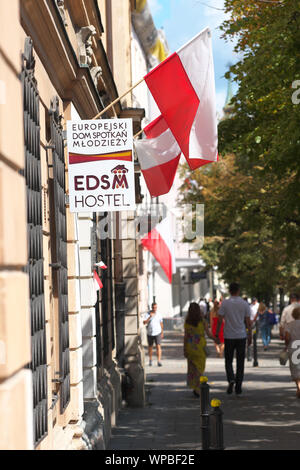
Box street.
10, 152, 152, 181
109, 331, 300, 450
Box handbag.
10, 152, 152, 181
204, 345, 210, 357
279, 349, 289, 366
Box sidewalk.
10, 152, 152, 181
108, 331, 300, 450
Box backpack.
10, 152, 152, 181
267, 312, 277, 325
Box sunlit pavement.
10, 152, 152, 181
108, 331, 300, 450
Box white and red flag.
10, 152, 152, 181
93, 270, 103, 290
141, 216, 176, 283
135, 115, 181, 197
94, 261, 107, 270
135, 113, 215, 196
144, 27, 218, 164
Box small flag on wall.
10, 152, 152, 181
94, 261, 107, 270
93, 270, 103, 290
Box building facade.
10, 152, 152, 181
0, 0, 149, 451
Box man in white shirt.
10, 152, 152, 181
216, 283, 252, 395
199, 298, 208, 318
143, 303, 164, 367
279, 294, 300, 340
247, 298, 258, 362
250, 298, 259, 323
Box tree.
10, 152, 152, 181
179, 0, 300, 299
220, 0, 300, 248
179, 155, 298, 300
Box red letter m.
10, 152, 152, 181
112, 174, 128, 189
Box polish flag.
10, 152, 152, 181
135, 115, 213, 189
135, 115, 181, 197
144, 27, 218, 163
94, 261, 107, 270
93, 270, 103, 290
141, 217, 176, 283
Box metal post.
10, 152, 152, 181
179, 268, 183, 316
253, 322, 259, 367
210, 400, 225, 450
152, 259, 156, 305
200, 377, 210, 450
200, 376, 210, 415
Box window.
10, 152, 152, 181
49, 96, 70, 413
21, 37, 48, 446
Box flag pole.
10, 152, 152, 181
92, 77, 145, 120
134, 128, 144, 139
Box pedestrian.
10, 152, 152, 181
143, 302, 164, 367
246, 297, 258, 361
215, 282, 252, 395
284, 307, 300, 398
184, 302, 218, 397
250, 297, 259, 319
279, 293, 300, 340
257, 302, 271, 350
205, 298, 210, 316
210, 299, 224, 358
199, 298, 208, 320
267, 304, 277, 337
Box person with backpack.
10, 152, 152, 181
267, 304, 277, 337
257, 302, 272, 351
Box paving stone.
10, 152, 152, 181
108, 331, 300, 450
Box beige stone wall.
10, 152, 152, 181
0, 0, 33, 451
0, 0, 89, 450
102, 0, 133, 106
0, 0, 145, 450
122, 212, 145, 407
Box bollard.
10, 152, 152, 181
253, 323, 259, 367
210, 399, 225, 450
200, 376, 210, 450
199, 376, 210, 415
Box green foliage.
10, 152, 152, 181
179, 1, 300, 298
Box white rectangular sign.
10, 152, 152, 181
67, 119, 136, 213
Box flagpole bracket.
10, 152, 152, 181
49, 262, 62, 269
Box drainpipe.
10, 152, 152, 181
114, 212, 126, 366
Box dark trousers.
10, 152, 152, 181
224, 338, 247, 385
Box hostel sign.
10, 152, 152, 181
67, 119, 136, 213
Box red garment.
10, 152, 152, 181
212, 317, 224, 344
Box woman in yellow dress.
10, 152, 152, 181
184, 302, 218, 397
